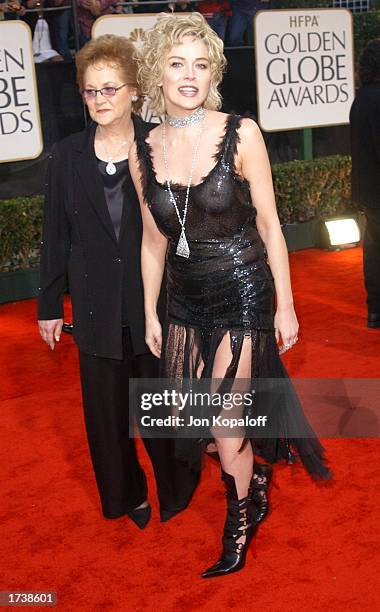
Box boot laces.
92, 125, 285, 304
222, 496, 253, 554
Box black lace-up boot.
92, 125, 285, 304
201, 469, 257, 578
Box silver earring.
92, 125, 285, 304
131, 95, 138, 102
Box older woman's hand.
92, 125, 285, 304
38, 319, 63, 350
145, 316, 162, 358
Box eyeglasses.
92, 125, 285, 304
81, 83, 128, 100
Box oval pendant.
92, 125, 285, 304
106, 162, 116, 175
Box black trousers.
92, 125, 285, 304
78, 327, 199, 519
363, 207, 380, 313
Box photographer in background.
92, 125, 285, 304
76, 0, 115, 46
197, 0, 231, 41
0, 1, 26, 18
226, 0, 269, 46
350, 38, 380, 329
22, 0, 64, 62
52, 0, 73, 61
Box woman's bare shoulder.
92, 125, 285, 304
237, 116, 262, 144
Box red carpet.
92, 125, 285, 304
1, 247, 379, 611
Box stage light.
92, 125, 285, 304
319, 216, 361, 250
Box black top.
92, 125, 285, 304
97, 157, 130, 326
97, 158, 129, 241
136, 113, 272, 331
350, 84, 380, 209
137, 115, 274, 330
137, 114, 255, 243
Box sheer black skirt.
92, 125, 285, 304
160, 227, 332, 480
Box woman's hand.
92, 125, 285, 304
145, 316, 162, 358
38, 319, 63, 350
274, 305, 299, 355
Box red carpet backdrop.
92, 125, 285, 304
1, 247, 379, 611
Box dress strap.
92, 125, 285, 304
134, 128, 155, 204
218, 114, 243, 170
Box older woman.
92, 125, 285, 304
129, 13, 331, 577
38, 35, 198, 528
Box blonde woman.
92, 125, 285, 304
129, 13, 331, 578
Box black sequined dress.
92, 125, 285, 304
136, 114, 331, 480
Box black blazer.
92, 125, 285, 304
38, 114, 159, 359
350, 83, 380, 209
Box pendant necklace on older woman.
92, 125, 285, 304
98, 134, 130, 175
103, 139, 128, 175
162, 107, 205, 258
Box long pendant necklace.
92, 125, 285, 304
162, 110, 205, 258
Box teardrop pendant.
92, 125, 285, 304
176, 229, 190, 258
106, 162, 116, 175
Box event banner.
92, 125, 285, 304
254, 9, 355, 131
0, 21, 43, 163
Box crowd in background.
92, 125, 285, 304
0, 0, 270, 61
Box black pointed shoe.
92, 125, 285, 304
252, 462, 272, 525
62, 322, 74, 334
201, 469, 257, 579
126, 503, 151, 529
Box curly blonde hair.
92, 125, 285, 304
75, 35, 142, 112
137, 12, 227, 115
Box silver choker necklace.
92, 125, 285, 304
165, 107, 205, 129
